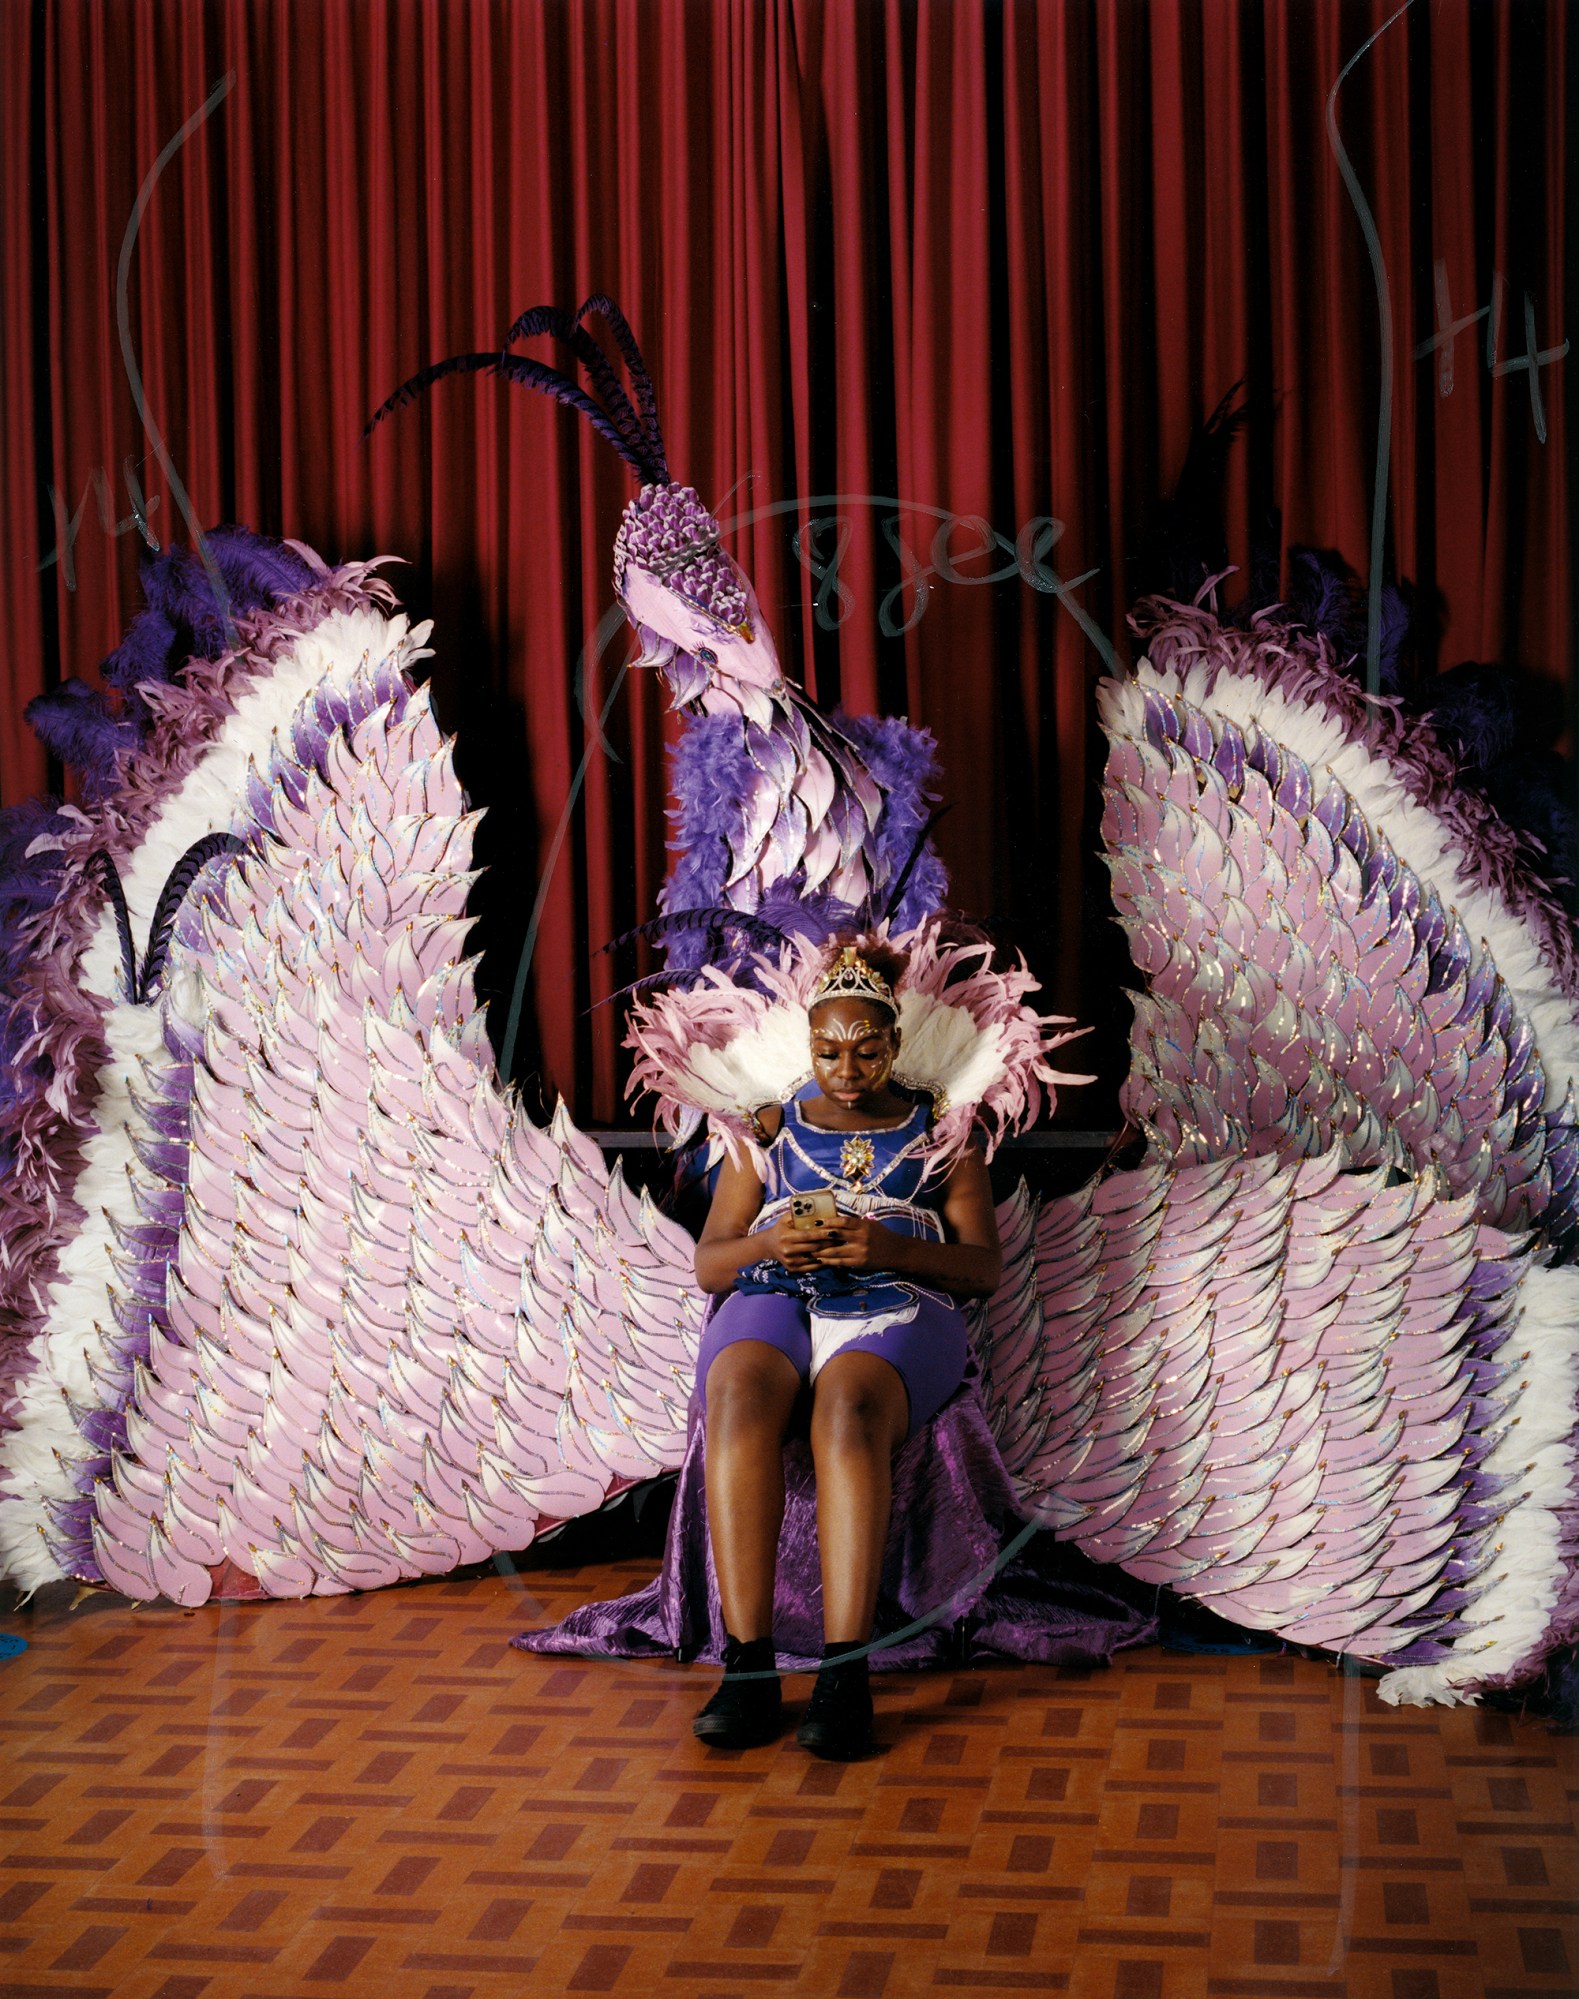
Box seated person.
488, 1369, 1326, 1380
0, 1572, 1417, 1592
690, 937, 1002, 1759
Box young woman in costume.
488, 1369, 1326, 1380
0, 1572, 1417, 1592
689, 937, 1003, 1759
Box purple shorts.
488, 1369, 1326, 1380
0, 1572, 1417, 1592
696, 1288, 970, 1440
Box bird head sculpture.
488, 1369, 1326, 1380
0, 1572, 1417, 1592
614, 481, 785, 724
368, 294, 786, 725
366, 294, 947, 929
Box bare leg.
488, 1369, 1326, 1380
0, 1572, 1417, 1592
808, 1351, 910, 1644
703, 1340, 802, 1642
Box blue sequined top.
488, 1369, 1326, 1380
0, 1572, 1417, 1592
739, 1098, 948, 1315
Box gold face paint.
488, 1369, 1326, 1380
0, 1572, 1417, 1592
807, 994, 901, 1107
812, 1017, 885, 1044
863, 1051, 896, 1094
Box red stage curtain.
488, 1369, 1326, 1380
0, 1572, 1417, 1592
1, 0, 1569, 1123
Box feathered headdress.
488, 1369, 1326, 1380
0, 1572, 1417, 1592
625, 917, 1092, 1177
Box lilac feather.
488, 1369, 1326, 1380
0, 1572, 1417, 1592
834, 710, 948, 928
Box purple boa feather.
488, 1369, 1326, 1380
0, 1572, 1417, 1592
1283, 546, 1411, 692
100, 530, 317, 730
659, 706, 946, 971
661, 712, 760, 925
23, 682, 139, 802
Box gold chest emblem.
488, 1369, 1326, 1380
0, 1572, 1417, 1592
839, 1134, 876, 1187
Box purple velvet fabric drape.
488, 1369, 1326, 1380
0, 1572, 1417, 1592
514, 1379, 1157, 1673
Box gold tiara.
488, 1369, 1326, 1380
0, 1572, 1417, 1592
811, 946, 896, 1010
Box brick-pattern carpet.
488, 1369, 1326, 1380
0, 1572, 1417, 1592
1, 1558, 1575, 1998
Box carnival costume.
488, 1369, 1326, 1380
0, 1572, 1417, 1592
0, 297, 1575, 1711
700, 948, 974, 1441
700, 1093, 969, 1441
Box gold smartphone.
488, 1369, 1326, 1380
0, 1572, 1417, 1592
789, 1190, 839, 1230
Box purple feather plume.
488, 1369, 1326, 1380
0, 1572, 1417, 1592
100, 529, 316, 729
24, 682, 138, 803
658, 706, 946, 975
661, 714, 760, 928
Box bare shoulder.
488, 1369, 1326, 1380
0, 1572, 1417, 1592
939, 1141, 995, 1209
702, 1137, 770, 1241
939, 1141, 999, 1249
940, 1138, 989, 1184
751, 1103, 785, 1140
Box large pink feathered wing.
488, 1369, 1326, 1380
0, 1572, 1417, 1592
977, 601, 1579, 1704
0, 567, 701, 1605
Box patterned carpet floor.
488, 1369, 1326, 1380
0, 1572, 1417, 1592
1, 1555, 1575, 1999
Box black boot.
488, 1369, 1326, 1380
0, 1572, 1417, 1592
796, 1639, 876, 1760
692, 1633, 783, 1749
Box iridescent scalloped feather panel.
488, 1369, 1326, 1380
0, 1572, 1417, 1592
84, 631, 704, 1605
1099, 679, 1579, 1253
977, 1150, 1579, 1703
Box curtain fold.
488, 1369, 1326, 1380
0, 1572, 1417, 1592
2, 0, 1568, 1122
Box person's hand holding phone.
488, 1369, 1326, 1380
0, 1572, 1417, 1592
755, 1211, 831, 1273
811, 1212, 895, 1273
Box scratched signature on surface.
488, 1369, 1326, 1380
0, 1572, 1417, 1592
1413, 262, 1570, 443
791, 501, 1102, 646
36, 459, 161, 587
